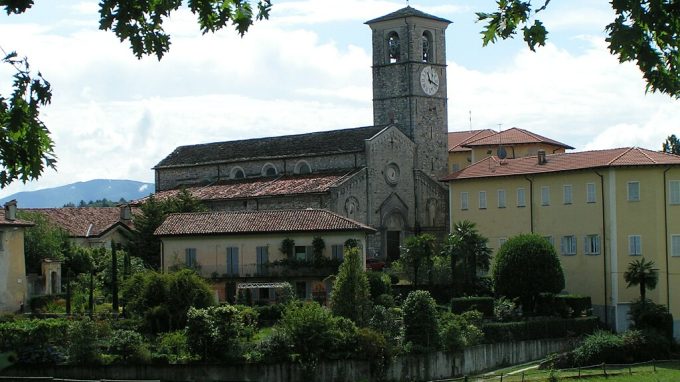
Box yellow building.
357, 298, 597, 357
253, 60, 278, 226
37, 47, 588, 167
444, 147, 680, 335
448, 127, 573, 173
0, 201, 34, 313
155, 208, 376, 303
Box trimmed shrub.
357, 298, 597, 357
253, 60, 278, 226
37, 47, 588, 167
556, 295, 592, 317
439, 311, 483, 353
0, 318, 69, 364
366, 271, 392, 301
451, 297, 494, 317
254, 304, 285, 326
357, 327, 389, 377
493, 297, 521, 322
572, 329, 672, 366
154, 331, 193, 364
29, 294, 66, 313
629, 300, 673, 339
481, 316, 599, 343
67, 318, 110, 365
106, 329, 151, 364
403, 290, 439, 352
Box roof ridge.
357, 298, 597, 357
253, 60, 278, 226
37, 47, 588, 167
635, 147, 658, 164
607, 147, 634, 165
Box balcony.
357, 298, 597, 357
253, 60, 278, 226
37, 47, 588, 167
191, 260, 340, 280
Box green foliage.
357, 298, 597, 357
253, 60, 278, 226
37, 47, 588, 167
357, 327, 389, 378
154, 330, 194, 364
482, 316, 600, 344
312, 236, 325, 262
450, 297, 494, 317
67, 318, 110, 365
556, 295, 592, 317
399, 234, 436, 287
492, 234, 565, 313
439, 310, 484, 353
571, 329, 672, 366
275, 282, 295, 304
122, 269, 214, 333
66, 198, 126, 207
130, 190, 206, 269
663, 134, 680, 155
624, 258, 658, 301
280, 237, 295, 260
366, 270, 392, 303
402, 290, 439, 352
18, 210, 70, 273
106, 329, 150, 364
493, 297, 521, 322
64, 246, 95, 275
0, 318, 69, 364
629, 300, 673, 339
186, 304, 257, 362
442, 220, 492, 295
29, 294, 66, 313
368, 305, 403, 349
0, 52, 55, 188
330, 246, 371, 325
254, 303, 285, 326
477, 0, 680, 98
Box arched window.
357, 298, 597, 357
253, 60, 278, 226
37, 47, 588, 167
294, 160, 312, 175
422, 30, 433, 62
231, 167, 245, 179
387, 32, 400, 63
262, 163, 277, 177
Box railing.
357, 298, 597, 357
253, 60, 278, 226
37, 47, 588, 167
189, 262, 338, 279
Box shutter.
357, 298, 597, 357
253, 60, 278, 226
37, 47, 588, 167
583, 236, 588, 254
560, 237, 566, 255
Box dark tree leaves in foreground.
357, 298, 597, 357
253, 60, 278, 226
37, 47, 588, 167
477, 0, 680, 98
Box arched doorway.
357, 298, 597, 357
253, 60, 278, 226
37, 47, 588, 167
383, 211, 405, 263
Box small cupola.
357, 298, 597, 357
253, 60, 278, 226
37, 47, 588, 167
120, 204, 132, 221
537, 150, 547, 165
4, 200, 17, 221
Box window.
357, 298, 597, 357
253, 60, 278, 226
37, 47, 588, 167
586, 183, 596, 203
541, 186, 550, 206
262, 164, 277, 177
517, 188, 526, 207
497, 189, 506, 208
670, 181, 680, 205
185, 248, 197, 267
628, 181, 640, 201
231, 167, 245, 179
460, 192, 469, 210
628, 235, 642, 256
563, 185, 573, 204
332, 244, 344, 261
295, 160, 312, 175
673, 235, 680, 257
226, 247, 239, 275
499, 238, 507, 248
560, 236, 577, 255
256, 246, 269, 275
479, 191, 487, 209
422, 31, 433, 62
584, 235, 600, 255
295, 246, 312, 261
387, 32, 400, 63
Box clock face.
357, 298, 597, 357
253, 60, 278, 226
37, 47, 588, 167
420, 66, 439, 96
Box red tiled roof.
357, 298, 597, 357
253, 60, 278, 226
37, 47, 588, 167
448, 129, 495, 152
155, 209, 377, 236
462, 127, 574, 149
142, 171, 356, 204
0, 217, 34, 227
20, 207, 133, 238
443, 147, 680, 181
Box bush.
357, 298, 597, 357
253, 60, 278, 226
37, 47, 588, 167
572, 329, 671, 366
402, 290, 439, 351
106, 329, 150, 364
492, 234, 565, 314
451, 297, 494, 317
366, 271, 392, 301
68, 318, 110, 365
186, 304, 256, 362
331, 246, 371, 325
368, 305, 403, 349
29, 294, 67, 313
494, 297, 521, 322
629, 300, 673, 339
481, 316, 599, 343
556, 295, 592, 317
154, 331, 193, 364
357, 328, 389, 377
254, 304, 285, 326
439, 311, 483, 353
0, 318, 69, 364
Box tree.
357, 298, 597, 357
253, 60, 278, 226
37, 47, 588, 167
17, 210, 69, 273
130, 189, 206, 269
400, 234, 436, 287
442, 220, 492, 295
663, 134, 680, 155
330, 246, 371, 325
0, 0, 270, 188
402, 290, 439, 351
492, 233, 565, 313
477, 1, 680, 98
624, 257, 658, 301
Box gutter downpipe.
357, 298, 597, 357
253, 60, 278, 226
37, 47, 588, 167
664, 166, 671, 310
595, 170, 608, 327
525, 176, 534, 233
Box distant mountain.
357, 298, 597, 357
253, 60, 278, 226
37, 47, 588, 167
0, 179, 154, 208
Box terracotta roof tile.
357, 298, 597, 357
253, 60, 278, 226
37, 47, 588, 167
155, 125, 384, 169
21, 207, 133, 238
141, 171, 355, 204
0, 217, 34, 227
448, 129, 495, 152
155, 209, 377, 236
463, 127, 574, 149
443, 147, 680, 181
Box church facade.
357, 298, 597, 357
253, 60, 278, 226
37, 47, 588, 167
153, 7, 451, 260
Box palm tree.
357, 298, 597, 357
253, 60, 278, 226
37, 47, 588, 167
623, 257, 658, 301
442, 220, 492, 295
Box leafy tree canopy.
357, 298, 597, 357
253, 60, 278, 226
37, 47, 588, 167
442, 220, 492, 295
477, 0, 680, 98
17, 210, 69, 273
663, 134, 680, 155
330, 246, 371, 325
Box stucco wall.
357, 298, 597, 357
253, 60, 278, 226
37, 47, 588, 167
0, 227, 27, 313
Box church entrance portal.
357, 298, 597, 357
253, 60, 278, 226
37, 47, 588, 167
386, 231, 400, 263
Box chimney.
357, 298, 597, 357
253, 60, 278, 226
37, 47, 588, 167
4, 200, 17, 221
120, 204, 132, 221
537, 150, 547, 165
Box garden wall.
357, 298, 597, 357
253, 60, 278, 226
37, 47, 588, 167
2, 338, 575, 382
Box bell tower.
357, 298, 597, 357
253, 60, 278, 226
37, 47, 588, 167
366, 7, 451, 179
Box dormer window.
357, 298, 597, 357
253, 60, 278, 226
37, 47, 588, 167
262, 163, 278, 177
387, 32, 400, 63
294, 160, 312, 175
422, 30, 433, 62
231, 167, 245, 179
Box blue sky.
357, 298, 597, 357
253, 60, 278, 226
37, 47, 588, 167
0, 0, 678, 198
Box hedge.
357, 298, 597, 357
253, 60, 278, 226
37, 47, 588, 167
392, 285, 456, 305
0, 318, 70, 364
29, 294, 66, 313
534, 294, 592, 317
482, 316, 600, 343
451, 297, 494, 317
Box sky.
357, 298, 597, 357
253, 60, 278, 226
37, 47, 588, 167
0, 0, 678, 198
